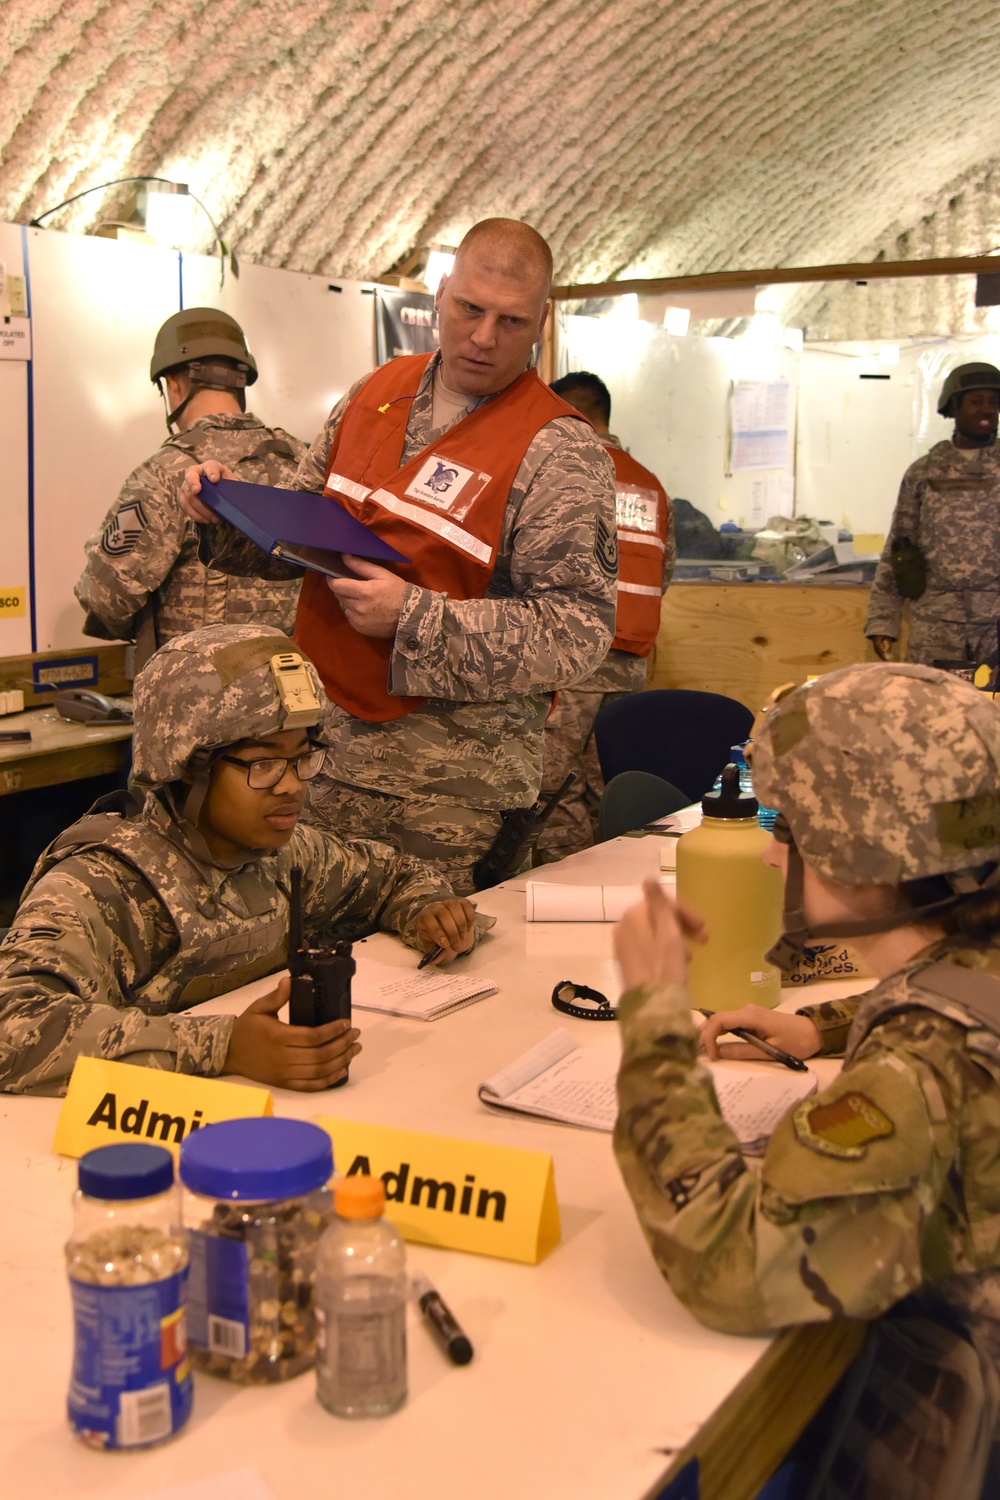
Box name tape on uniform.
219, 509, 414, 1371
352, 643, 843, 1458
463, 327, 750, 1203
54, 1056, 274, 1158
0, 587, 26, 617
317, 1115, 560, 1265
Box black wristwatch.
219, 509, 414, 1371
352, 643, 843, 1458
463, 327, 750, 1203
551, 980, 617, 1020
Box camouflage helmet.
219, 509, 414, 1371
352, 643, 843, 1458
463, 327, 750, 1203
752, 663, 1000, 886
150, 308, 258, 385
937, 362, 1000, 417
131, 626, 327, 788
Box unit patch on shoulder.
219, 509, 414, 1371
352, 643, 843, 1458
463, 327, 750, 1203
792, 1091, 895, 1160
595, 515, 619, 577
101, 499, 149, 556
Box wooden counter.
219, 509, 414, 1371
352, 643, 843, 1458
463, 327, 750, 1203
0, 706, 132, 795
649, 582, 880, 712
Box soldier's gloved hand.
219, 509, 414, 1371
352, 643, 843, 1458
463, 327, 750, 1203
179, 461, 240, 524
870, 635, 896, 662
614, 880, 707, 991
698, 1004, 821, 1063
224, 975, 362, 1091
413, 899, 478, 964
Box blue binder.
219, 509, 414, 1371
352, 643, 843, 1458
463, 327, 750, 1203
199, 477, 410, 578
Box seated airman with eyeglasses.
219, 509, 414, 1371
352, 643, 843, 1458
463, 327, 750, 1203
0, 626, 479, 1095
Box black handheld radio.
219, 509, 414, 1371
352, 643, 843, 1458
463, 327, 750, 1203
287, 866, 355, 1084
472, 772, 577, 891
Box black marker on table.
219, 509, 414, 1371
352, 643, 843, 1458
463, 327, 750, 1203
412, 1271, 473, 1365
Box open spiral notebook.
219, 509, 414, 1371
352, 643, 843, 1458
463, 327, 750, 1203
352, 956, 498, 1020
479, 1028, 817, 1153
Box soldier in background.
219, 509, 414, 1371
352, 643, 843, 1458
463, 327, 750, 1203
614, 663, 1000, 1496
866, 362, 1000, 668
76, 309, 306, 670
535, 371, 674, 862
180, 221, 617, 893
0, 626, 477, 1096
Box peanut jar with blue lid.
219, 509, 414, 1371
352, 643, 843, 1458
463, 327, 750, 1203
66, 1141, 192, 1449
179, 1117, 334, 1383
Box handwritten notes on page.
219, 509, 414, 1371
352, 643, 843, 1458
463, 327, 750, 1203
479, 1028, 816, 1151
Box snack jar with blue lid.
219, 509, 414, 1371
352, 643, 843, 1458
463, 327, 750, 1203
66, 1142, 193, 1449
179, 1117, 334, 1383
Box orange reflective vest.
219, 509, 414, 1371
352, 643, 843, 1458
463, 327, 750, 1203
608, 444, 670, 656
294, 353, 585, 721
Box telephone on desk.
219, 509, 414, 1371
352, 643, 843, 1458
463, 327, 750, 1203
52, 688, 133, 724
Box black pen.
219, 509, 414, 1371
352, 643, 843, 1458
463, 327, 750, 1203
417, 944, 444, 970
0, 730, 31, 742
697, 1011, 808, 1072
412, 1271, 473, 1365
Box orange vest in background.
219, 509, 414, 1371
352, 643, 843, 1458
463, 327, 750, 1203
608, 444, 671, 656
294, 353, 586, 722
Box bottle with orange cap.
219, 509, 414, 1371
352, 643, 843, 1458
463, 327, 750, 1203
314, 1175, 407, 1418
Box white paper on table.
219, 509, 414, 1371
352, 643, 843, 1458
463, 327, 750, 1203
526, 881, 670, 922
127, 1470, 279, 1500
480, 1028, 816, 1147
351, 953, 498, 1018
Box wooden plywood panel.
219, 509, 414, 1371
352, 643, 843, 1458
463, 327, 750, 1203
649, 582, 878, 712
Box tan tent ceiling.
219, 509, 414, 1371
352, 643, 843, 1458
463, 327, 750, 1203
3, 0, 1000, 330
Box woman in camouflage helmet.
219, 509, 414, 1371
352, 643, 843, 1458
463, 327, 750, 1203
0, 626, 477, 1096
613, 663, 1000, 1497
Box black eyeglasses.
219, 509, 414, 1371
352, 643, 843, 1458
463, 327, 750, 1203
217, 747, 327, 790
773, 812, 792, 845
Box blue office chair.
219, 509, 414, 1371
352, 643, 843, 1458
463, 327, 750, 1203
597, 771, 689, 842
593, 689, 755, 804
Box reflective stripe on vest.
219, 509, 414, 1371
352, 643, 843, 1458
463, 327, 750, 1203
608, 445, 670, 656
295, 353, 587, 721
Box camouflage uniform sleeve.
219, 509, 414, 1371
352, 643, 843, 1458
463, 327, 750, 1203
295, 825, 465, 950
795, 993, 863, 1056
75, 455, 191, 638
865, 463, 922, 639
390, 418, 618, 700
0, 860, 233, 1096
663, 495, 676, 590
614, 980, 958, 1334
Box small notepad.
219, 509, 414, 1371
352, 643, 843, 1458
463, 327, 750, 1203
479, 1028, 816, 1151
352, 956, 498, 1020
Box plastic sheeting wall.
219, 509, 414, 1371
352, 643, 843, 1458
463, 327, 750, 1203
0, 224, 376, 659
558, 309, 1000, 539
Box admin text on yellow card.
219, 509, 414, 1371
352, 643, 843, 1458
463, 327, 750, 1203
54, 1056, 273, 1159
318, 1116, 560, 1265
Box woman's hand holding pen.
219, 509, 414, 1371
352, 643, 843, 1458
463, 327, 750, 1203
414, 899, 477, 966
699, 1005, 821, 1065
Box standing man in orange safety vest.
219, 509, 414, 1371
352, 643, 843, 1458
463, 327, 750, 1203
179, 221, 618, 893
535, 371, 674, 861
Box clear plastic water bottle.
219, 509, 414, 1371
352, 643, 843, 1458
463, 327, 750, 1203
315, 1175, 407, 1418
712, 743, 779, 831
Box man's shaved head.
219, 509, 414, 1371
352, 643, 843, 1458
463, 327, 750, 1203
454, 219, 553, 295
435, 218, 553, 398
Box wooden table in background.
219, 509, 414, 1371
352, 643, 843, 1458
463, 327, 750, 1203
0, 706, 132, 795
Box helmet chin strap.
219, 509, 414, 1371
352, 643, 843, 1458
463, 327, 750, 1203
765, 842, 1000, 975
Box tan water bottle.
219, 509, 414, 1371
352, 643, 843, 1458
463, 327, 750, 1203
676, 764, 783, 1012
